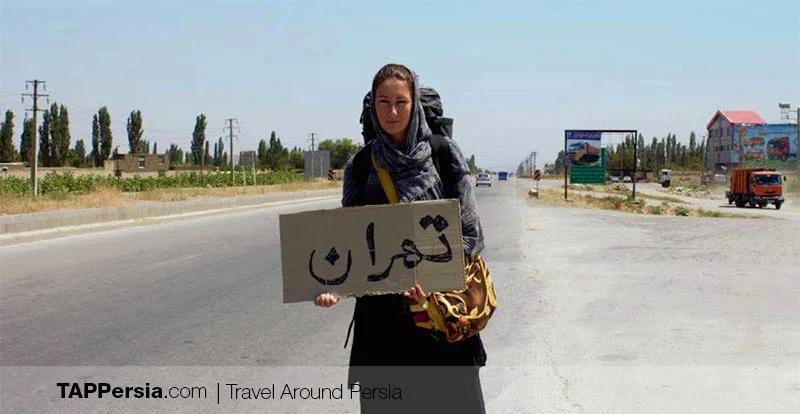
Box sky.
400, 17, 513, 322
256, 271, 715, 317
1, 0, 799, 171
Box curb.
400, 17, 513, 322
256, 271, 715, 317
0, 189, 341, 236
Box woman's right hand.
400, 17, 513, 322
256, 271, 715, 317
314, 293, 339, 307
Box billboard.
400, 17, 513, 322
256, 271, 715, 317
239, 150, 256, 167
304, 150, 330, 179
570, 148, 607, 185
565, 130, 602, 167
734, 124, 798, 163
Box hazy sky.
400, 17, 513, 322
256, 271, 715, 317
2, 0, 798, 171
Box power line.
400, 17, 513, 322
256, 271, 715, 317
21, 80, 49, 197
308, 132, 317, 151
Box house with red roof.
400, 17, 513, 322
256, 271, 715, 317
705, 110, 767, 171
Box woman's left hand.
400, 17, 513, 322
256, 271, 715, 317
403, 283, 426, 303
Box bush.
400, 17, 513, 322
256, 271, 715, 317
0, 176, 29, 197
0, 170, 310, 196
697, 209, 723, 218
674, 206, 691, 216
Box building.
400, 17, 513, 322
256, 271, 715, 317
705, 110, 766, 172
105, 153, 169, 176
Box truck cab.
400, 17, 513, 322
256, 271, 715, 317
658, 169, 671, 188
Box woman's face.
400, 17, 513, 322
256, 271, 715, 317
374, 78, 413, 145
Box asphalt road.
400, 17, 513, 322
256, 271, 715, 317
1, 178, 797, 413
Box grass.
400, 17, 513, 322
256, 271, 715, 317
0, 180, 342, 215
536, 188, 763, 219
565, 183, 688, 204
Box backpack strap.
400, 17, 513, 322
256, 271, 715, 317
350, 142, 374, 205
429, 134, 455, 198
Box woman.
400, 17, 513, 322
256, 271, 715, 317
315, 63, 487, 413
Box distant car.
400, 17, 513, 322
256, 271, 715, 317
475, 173, 492, 187
623, 176, 632, 183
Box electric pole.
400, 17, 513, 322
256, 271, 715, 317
22, 80, 49, 197
224, 118, 239, 182
309, 132, 317, 179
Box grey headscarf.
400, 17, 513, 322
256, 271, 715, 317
342, 69, 485, 257
368, 71, 441, 202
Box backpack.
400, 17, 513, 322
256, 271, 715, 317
353, 85, 457, 201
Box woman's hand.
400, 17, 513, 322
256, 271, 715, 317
314, 293, 339, 307
403, 284, 427, 303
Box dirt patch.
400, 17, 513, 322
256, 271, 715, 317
0, 187, 133, 215
661, 185, 725, 200
0, 181, 343, 215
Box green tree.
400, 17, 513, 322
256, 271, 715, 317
264, 131, 289, 170
215, 137, 225, 167
91, 114, 101, 166
257, 138, 268, 169
38, 108, 52, 167
127, 110, 143, 153
168, 143, 184, 165
552, 150, 565, 174
467, 154, 478, 174
289, 146, 304, 170
51, 104, 71, 167
0, 109, 17, 162
20, 118, 33, 164
191, 114, 207, 165
74, 139, 87, 166
98, 107, 113, 163
318, 137, 359, 169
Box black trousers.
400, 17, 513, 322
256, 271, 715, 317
353, 366, 485, 414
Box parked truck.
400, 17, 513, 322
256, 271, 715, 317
658, 169, 671, 188
725, 168, 784, 209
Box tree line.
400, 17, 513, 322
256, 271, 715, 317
1, 105, 483, 173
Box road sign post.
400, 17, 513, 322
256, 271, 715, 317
534, 169, 541, 198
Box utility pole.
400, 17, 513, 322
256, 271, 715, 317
526, 153, 531, 176
22, 80, 48, 197
224, 118, 238, 182
309, 132, 317, 179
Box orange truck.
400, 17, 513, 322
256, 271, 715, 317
725, 168, 785, 209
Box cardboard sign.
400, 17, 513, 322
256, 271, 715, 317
279, 199, 466, 303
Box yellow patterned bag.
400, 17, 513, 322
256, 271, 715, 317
372, 156, 498, 342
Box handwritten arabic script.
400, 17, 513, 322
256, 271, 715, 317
308, 214, 453, 286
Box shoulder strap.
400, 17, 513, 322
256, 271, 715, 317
371, 155, 399, 204
353, 136, 454, 203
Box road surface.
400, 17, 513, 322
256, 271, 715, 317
1, 178, 797, 413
